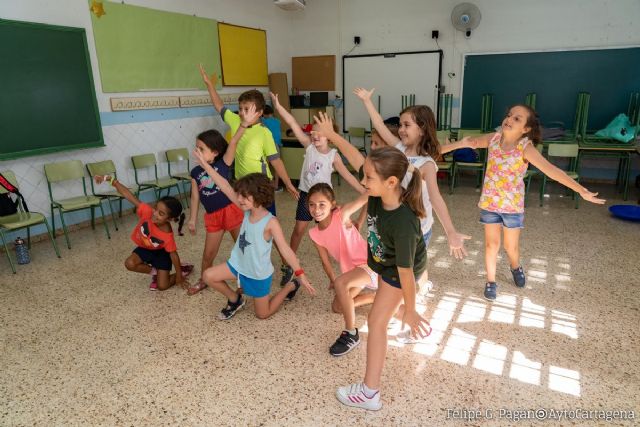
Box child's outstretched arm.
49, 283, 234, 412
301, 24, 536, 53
222, 105, 257, 166
353, 87, 397, 146
439, 133, 492, 154
340, 193, 369, 228
199, 64, 224, 113
268, 158, 300, 200
524, 144, 606, 204
169, 251, 187, 288
269, 92, 311, 147
267, 218, 316, 295
398, 267, 431, 339
314, 112, 365, 172
421, 163, 470, 259
94, 175, 140, 208
192, 149, 239, 206
332, 155, 366, 194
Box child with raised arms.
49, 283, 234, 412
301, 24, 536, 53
269, 92, 365, 286
185, 105, 259, 295
193, 149, 315, 320
94, 176, 193, 291
441, 104, 605, 300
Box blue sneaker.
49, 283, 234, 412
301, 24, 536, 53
510, 266, 526, 288
484, 282, 497, 300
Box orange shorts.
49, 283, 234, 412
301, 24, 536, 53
204, 203, 244, 233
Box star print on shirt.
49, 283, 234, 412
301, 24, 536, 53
238, 231, 251, 254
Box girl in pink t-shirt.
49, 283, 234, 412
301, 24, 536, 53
307, 183, 377, 357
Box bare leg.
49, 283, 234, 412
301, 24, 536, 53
253, 281, 297, 319
124, 253, 151, 274
363, 280, 404, 390
333, 267, 376, 330
200, 230, 224, 280
156, 269, 178, 291
484, 224, 502, 282
502, 227, 522, 269
203, 263, 238, 302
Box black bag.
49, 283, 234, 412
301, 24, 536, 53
0, 193, 18, 216
0, 172, 28, 215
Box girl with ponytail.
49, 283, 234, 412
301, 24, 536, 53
335, 147, 431, 411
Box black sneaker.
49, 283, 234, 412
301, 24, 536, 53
280, 265, 294, 287
330, 329, 361, 357
511, 266, 526, 288
285, 279, 301, 301
484, 282, 497, 301
218, 296, 245, 320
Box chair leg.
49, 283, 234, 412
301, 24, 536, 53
98, 202, 111, 240
27, 227, 31, 249
59, 209, 71, 249
181, 181, 190, 208
450, 165, 457, 192
108, 198, 119, 231
539, 176, 546, 207
43, 218, 61, 258
119, 198, 123, 217
50, 205, 56, 238
90, 206, 95, 230
0, 230, 16, 273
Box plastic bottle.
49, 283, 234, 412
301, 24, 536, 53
14, 237, 31, 264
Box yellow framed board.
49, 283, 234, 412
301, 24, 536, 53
218, 22, 268, 86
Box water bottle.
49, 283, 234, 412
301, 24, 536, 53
14, 237, 30, 264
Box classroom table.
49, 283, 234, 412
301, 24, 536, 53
577, 141, 638, 201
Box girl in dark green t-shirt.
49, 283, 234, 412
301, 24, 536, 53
336, 147, 432, 411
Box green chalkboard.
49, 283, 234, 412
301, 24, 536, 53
0, 19, 103, 161
461, 48, 640, 130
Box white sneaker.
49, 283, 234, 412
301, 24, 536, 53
336, 383, 382, 411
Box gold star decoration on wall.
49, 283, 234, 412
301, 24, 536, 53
90, 0, 106, 18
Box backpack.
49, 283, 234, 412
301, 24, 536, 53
0, 172, 29, 216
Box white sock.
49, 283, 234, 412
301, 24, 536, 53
347, 328, 357, 335
150, 267, 157, 276
362, 382, 378, 399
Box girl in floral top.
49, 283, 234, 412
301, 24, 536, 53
442, 104, 605, 300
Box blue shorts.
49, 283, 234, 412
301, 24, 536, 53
133, 247, 172, 271
295, 190, 313, 222
479, 209, 524, 229
381, 229, 432, 290
227, 261, 272, 298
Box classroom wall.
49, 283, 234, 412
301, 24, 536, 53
288, 0, 640, 179
0, 0, 295, 239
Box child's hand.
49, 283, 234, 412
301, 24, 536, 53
460, 136, 479, 149
298, 274, 316, 295
188, 219, 196, 236
240, 103, 259, 128
402, 309, 432, 339
199, 63, 217, 87
447, 231, 471, 259
94, 175, 108, 185
353, 87, 375, 102
580, 189, 606, 205
269, 92, 281, 109
192, 149, 208, 168
313, 111, 335, 136
286, 183, 300, 201
175, 276, 188, 289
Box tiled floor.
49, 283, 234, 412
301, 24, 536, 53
1, 180, 638, 426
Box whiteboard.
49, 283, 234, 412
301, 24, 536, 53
342, 51, 441, 132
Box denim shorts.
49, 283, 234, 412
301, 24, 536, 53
479, 209, 524, 229
227, 261, 272, 298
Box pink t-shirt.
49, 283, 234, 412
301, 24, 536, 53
478, 133, 531, 214
308, 208, 367, 274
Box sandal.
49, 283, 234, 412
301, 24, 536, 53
187, 278, 207, 296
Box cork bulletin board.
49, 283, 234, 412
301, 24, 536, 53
292, 55, 335, 91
